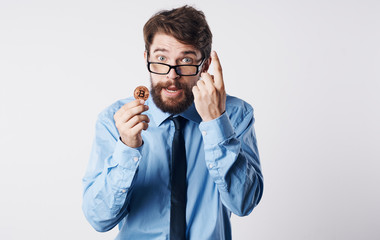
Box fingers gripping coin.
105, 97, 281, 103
113, 86, 150, 148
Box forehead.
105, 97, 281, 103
150, 33, 201, 57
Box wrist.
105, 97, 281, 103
120, 136, 143, 148
201, 110, 225, 122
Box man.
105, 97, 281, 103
82, 5, 263, 240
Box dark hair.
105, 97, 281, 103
143, 5, 212, 59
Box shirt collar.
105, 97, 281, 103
147, 96, 202, 127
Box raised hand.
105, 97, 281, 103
192, 51, 226, 122
114, 99, 150, 148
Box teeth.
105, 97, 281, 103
166, 88, 177, 93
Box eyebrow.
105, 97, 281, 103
152, 48, 197, 56
153, 48, 168, 53
182, 50, 197, 56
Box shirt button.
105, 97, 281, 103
202, 131, 207, 136
133, 157, 139, 162
208, 163, 214, 169
121, 189, 126, 193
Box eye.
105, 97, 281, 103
157, 56, 166, 61
181, 57, 193, 64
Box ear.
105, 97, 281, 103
144, 51, 147, 62
201, 57, 212, 72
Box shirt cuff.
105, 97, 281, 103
199, 112, 235, 146
112, 138, 142, 169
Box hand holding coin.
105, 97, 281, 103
113, 86, 150, 148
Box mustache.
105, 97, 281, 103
155, 80, 187, 89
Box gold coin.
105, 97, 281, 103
134, 86, 149, 100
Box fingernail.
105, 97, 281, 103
140, 100, 145, 104
212, 51, 216, 57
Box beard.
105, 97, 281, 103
150, 77, 195, 115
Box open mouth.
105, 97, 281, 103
163, 86, 183, 97
165, 88, 179, 93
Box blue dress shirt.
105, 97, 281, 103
82, 95, 263, 240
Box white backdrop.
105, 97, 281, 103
1, 0, 379, 239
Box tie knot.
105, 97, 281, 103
171, 116, 187, 130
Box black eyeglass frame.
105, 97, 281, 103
147, 57, 206, 76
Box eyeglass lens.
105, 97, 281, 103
150, 63, 197, 75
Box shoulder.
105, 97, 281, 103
226, 95, 254, 117
225, 95, 255, 127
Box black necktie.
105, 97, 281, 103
170, 116, 187, 240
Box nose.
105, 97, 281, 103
167, 66, 180, 80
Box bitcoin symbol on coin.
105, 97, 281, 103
134, 86, 149, 101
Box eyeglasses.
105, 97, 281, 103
147, 58, 205, 76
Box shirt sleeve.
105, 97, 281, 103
199, 109, 263, 216
82, 112, 142, 232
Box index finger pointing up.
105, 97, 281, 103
211, 51, 224, 89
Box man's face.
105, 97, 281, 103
145, 33, 208, 114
